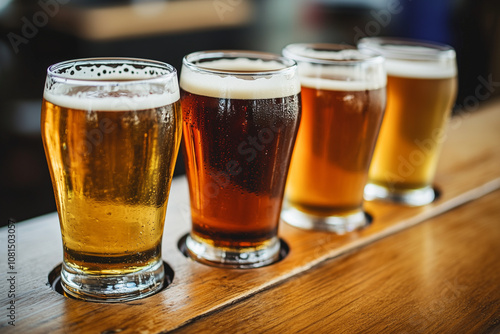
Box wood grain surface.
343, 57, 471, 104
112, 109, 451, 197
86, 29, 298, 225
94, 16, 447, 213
0, 99, 499, 333
173, 189, 500, 334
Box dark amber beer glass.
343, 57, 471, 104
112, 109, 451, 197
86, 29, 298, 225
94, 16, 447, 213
41, 58, 182, 301
281, 44, 386, 233
359, 38, 458, 206
180, 51, 301, 268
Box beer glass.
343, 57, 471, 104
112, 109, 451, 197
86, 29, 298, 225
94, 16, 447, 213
180, 51, 301, 268
281, 43, 386, 233
359, 38, 458, 206
41, 58, 182, 301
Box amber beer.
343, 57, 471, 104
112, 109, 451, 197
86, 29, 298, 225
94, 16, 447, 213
281, 43, 386, 233
359, 38, 458, 205
286, 86, 385, 216
180, 52, 301, 267
41, 59, 181, 301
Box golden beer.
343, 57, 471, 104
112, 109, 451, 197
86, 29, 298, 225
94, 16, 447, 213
41, 58, 181, 301
368, 75, 457, 191
359, 38, 458, 205
281, 43, 387, 233
42, 101, 181, 273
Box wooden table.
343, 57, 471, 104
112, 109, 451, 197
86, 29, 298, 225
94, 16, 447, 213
1, 100, 500, 333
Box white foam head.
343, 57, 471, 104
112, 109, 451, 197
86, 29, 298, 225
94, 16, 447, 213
44, 87, 179, 111
358, 39, 457, 79
180, 57, 301, 99
297, 63, 386, 91
385, 58, 457, 79
44, 60, 179, 111
283, 44, 386, 91
284, 45, 375, 62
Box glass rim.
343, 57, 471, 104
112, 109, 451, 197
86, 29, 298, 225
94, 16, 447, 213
182, 50, 297, 76
282, 43, 385, 65
47, 57, 178, 85
357, 37, 456, 61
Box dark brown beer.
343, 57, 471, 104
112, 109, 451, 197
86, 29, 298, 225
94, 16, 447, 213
42, 96, 182, 274
181, 89, 301, 249
286, 84, 385, 217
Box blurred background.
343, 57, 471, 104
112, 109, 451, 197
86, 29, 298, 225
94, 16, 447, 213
0, 0, 499, 225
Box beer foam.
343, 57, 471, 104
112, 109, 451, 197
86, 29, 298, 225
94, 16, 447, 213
298, 64, 386, 91
300, 76, 384, 91
45, 61, 179, 110
358, 41, 457, 79
290, 48, 373, 61
180, 58, 301, 99
44, 89, 179, 111
196, 58, 286, 72
385, 59, 457, 79
381, 44, 442, 54
52, 63, 169, 81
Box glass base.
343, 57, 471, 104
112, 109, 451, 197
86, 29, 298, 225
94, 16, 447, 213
61, 259, 164, 302
281, 207, 368, 234
364, 183, 436, 206
185, 234, 281, 269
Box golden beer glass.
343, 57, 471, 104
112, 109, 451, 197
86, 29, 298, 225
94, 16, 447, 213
180, 51, 301, 268
41, 58, 182, 301
281, 44, 386, 233
359, 38, 458, 206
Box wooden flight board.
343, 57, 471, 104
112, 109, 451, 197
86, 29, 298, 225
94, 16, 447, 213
1, 100, 499, 333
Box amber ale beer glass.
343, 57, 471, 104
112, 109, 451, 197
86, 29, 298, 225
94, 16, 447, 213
180, 51, 301, 268
41, 58, 182, 301
359, 38, 458, 206
281, 44, 386, 233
